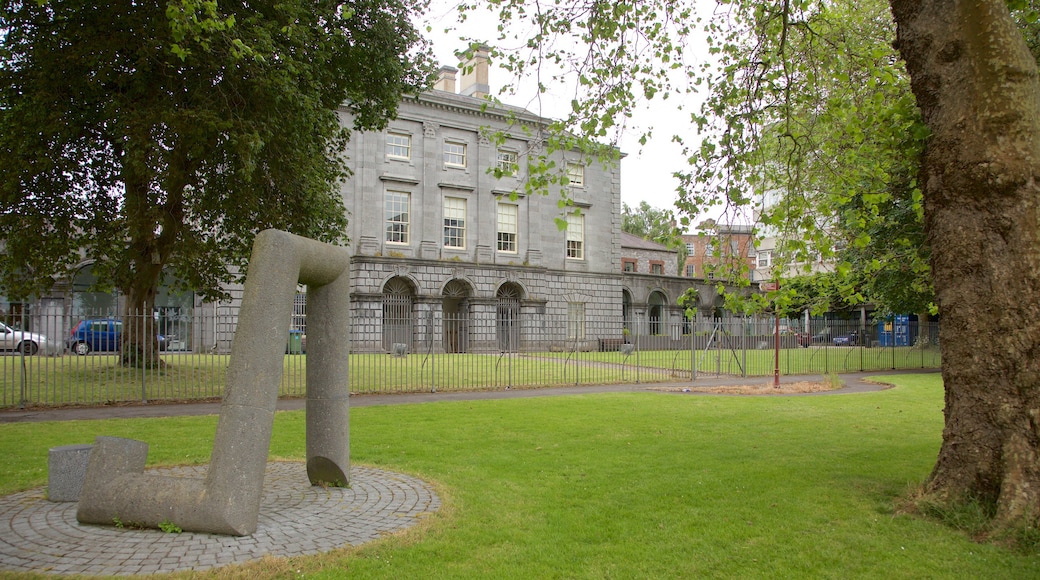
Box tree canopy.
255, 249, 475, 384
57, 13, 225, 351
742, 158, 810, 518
621, 201, 675, 241
0, 0, 434, 309
462, 0, 1040, 541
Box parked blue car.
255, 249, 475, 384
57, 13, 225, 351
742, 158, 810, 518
66, 318, 166, 355
832, 330, 860, 346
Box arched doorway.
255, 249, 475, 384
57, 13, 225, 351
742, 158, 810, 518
648, 291, 666, 336
496, 282, 523, 352
622, 289, 633, 334
442, 279, 471, 353
71, 264, 118, 316
382, 277, 415, 352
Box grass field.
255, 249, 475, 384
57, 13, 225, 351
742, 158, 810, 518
0, 344, 939, 407
1, 373, 1036, 578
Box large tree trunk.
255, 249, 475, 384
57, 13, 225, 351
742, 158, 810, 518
121, 262, 163, 369
118, 132, 184, 370
890, 0, 1040, 530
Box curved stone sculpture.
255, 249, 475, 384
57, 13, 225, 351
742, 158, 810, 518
77, 230, 351, 536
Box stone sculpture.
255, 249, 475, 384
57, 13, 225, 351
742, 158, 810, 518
76, 230, 351, 536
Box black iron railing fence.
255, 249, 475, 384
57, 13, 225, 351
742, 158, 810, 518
0, 306, 940, 408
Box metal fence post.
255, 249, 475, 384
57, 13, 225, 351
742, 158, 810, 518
691, 311, 697, 382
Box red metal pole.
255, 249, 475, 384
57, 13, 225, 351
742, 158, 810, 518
774, 311, 780, 388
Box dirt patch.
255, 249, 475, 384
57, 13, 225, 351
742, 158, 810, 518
650, 380, 840, 395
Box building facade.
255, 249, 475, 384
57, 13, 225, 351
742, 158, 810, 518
682, 221, 756, 281
339, 55, 625, 353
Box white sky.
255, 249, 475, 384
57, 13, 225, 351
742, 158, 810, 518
420, 1, 732, 231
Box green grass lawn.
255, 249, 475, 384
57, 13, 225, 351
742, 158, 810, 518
1, 345, 940, 407
1, 373, 1035, 578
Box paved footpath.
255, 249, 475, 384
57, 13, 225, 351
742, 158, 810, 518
0, 370, 934, 576
0, 370, 934, 424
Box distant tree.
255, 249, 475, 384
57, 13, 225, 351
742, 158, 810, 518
621, 201, 686, 268
0, 0, 433, 366
622, 201, 674, 240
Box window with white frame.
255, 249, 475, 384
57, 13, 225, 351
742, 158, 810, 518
685, 242, 696, 254
444, 141, 467, 167
758, 250, 771, 268
497, 203, 518, 253
443, 196, 466, 249
567, 302, 586, 340
386, 132, 411, 160
566, 212, 584, 259
385, 191, 410, 244
497, 150, 518, 176
566, 163, 584, 187
686, 264, 696, 277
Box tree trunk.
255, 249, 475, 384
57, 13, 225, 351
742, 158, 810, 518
122, 275, 162, 369
118, 129, 181, 370
890, 0, 1040, 530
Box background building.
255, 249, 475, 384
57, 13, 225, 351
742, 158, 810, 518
682, 220, 756, 281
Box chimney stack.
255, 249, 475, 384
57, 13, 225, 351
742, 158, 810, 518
458, 44, 490, 99
434, 66, 457, 93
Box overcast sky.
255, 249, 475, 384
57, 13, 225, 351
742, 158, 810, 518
421, 1, 735, 231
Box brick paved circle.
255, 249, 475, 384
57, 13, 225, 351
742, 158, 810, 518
0, 462, 440, 576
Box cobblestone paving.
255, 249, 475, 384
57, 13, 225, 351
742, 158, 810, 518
0, 462, 440, 576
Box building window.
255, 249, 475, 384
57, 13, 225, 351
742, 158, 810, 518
497, 203, 518, 253
385, 191, 410, 244
622, 258, 637, 272
758, 250, 771, 268
566, 163, 584, 187
497, 150, 518, 176
566, 212, 584, 259
444, 141, 467, 167
685, 242, 696, 254
567, 302, 586, 340
704, 241, 716, 258
386, 132, 411, 160
650, 261, 664, 275
686, 264, 696, 277
443, 196, 466, 249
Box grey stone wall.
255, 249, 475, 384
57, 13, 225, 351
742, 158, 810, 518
620, 246, 679, 277
348, 256, 625, 352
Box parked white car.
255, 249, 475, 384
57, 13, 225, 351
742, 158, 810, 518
0, 321, 49, 355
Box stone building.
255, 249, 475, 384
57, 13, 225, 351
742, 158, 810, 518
10, 50, 739, 355
620, 232, 678, 277
340, 51, 625, 353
